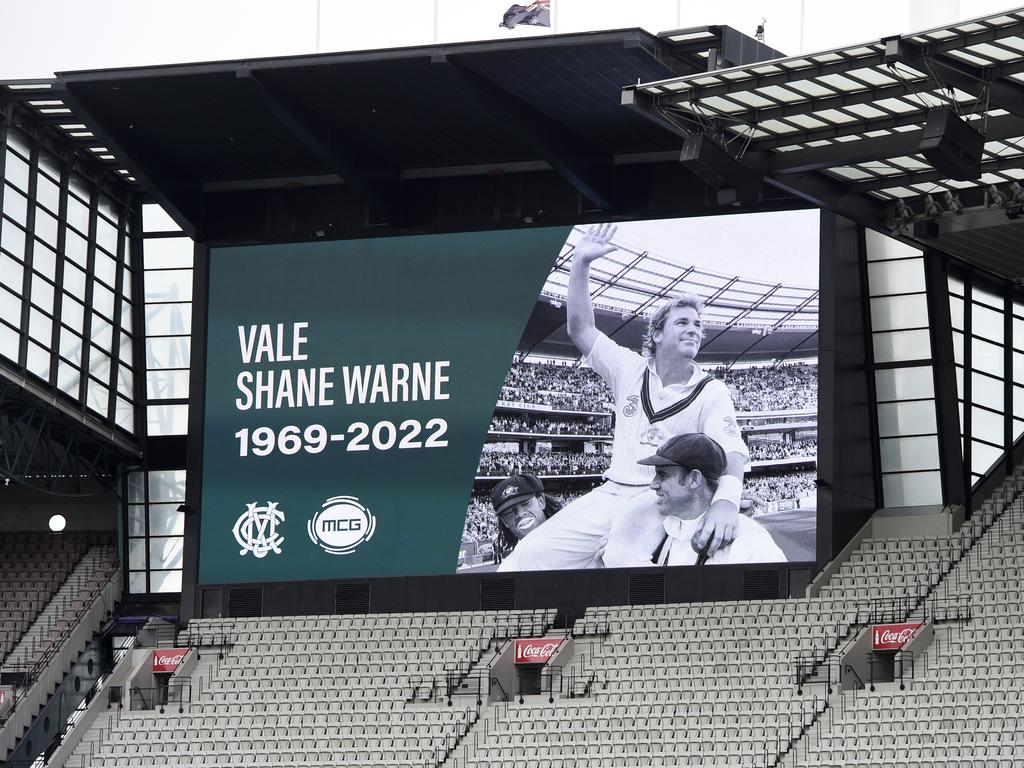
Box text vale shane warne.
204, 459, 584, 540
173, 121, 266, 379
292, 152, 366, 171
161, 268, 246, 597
233, 322, 451, 456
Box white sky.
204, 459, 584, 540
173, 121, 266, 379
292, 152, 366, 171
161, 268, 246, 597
0, 1, 1019, 79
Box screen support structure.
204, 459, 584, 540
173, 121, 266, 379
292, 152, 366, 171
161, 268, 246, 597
924, 252, 966, 510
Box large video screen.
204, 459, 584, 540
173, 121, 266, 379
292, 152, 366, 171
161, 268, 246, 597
199, 212, 819, 584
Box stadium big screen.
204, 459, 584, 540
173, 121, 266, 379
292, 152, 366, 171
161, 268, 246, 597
198, 211, 819, 583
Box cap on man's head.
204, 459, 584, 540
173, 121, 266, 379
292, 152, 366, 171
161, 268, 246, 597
636, 433, 727, 479
490, 474, 544, 514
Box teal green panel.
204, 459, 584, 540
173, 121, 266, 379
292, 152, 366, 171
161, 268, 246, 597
199, 227, 570, 583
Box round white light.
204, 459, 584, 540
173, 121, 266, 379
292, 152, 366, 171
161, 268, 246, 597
48, 514, 67, 532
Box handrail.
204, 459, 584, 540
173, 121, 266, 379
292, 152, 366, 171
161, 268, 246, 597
489, 676, 509, 703
0, 563, 120, 723
795, 508, 989, 689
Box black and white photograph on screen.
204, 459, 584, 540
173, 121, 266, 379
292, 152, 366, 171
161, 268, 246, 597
458, 211, 819, 572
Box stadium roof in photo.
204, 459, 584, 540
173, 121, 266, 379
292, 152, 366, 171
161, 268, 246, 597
623, 8, 1024, 278
543, 225, 819, 332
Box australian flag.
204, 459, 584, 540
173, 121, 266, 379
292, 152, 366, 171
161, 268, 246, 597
500, 0, 551, 29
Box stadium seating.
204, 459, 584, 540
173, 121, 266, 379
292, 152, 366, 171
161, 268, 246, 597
45, 468, 1024, 768
794, 472, 1024, 767
64, 610, 556, 767
0, 533, 104, 663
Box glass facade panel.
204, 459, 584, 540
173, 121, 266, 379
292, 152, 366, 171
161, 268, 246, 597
971, 406, 1004, 445
971, 440, 1003, 477
149, 537, 183, 569
873, 329, 932, 363
144, 270, 193, 302
0, 323, 17, 361
147, 403, 189, 436
949, 295, 964, 331
882, 471, 943, 507
877, 400, 937, 437
148, 503, 185, 536
972, 302, 1004, 343
35, 173, 59, 213
971, 372, 1003, 411
867, 258, 926, 295
57, 361, 80, 395
141, 204, 181, 233
66, 195, 89, 233
128, 505, 146, 536
145, 337, 190, 369
146, 369, 190, 400
866, 228, 922, 261
128, 572, 147, 594
149, 469, 186, 502
143, 237, 193, 268
34, 209, 58, 246
972, 337, 1004, 378
26, 342, 50, 379
0, 220, 26, 258
0, 252, 23, 292
150, 570, 183, 593
4, 151, 30, 190
880, 435, 940, 473
128, 538, 147, 570
145, 303, 192, 336
870, 294, 928, 332
973, 284, 1003, 310
3, 185, 27, 225
29, 275, 54, 314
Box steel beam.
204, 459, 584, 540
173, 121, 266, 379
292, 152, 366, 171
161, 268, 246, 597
236, 68, 407, 226
445, 56, 615, 211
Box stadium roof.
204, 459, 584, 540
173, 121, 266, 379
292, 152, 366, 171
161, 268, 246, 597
543, 225, 818, 332
623, 8, 1024, 279
35, 26, 780, 238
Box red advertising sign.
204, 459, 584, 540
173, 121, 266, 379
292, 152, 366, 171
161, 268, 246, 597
514, 638, 563, 665
152, 648, 190, 673
872, 623, 923, 650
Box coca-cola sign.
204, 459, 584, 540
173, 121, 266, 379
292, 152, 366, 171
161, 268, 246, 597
152, 648, 190, 673
872, 623, 923, 650
514, 638, 563, 665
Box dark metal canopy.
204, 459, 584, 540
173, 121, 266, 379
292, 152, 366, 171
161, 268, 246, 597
624, 9, 1024, 278
47, 26, 780, 237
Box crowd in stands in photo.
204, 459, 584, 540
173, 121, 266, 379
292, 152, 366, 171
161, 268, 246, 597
748, 439, 817, 461
714, 363, 818, 412
499, 361, 611, 412
489, 414, 612, 436
477, 452, 611, 477
745, 470, 817, 502
498, 360, 817, 414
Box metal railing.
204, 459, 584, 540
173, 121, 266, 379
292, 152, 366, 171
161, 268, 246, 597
0, 563, 119, 725
409, 611, 559, 704
128, 681, 192, 714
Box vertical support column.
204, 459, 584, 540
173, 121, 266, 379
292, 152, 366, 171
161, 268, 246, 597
1005, 291, 1014, 477
48, 148, 70, 390
924, 252, 966, 509
78, 183, 99, 403
180, 240, 210, 621
17, 132, 38, 369
963, 272, 973, 513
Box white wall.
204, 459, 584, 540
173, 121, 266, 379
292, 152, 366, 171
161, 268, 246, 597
0, 0, 1019, 79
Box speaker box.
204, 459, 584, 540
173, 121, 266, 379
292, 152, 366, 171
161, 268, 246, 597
918, 108, 984, 181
